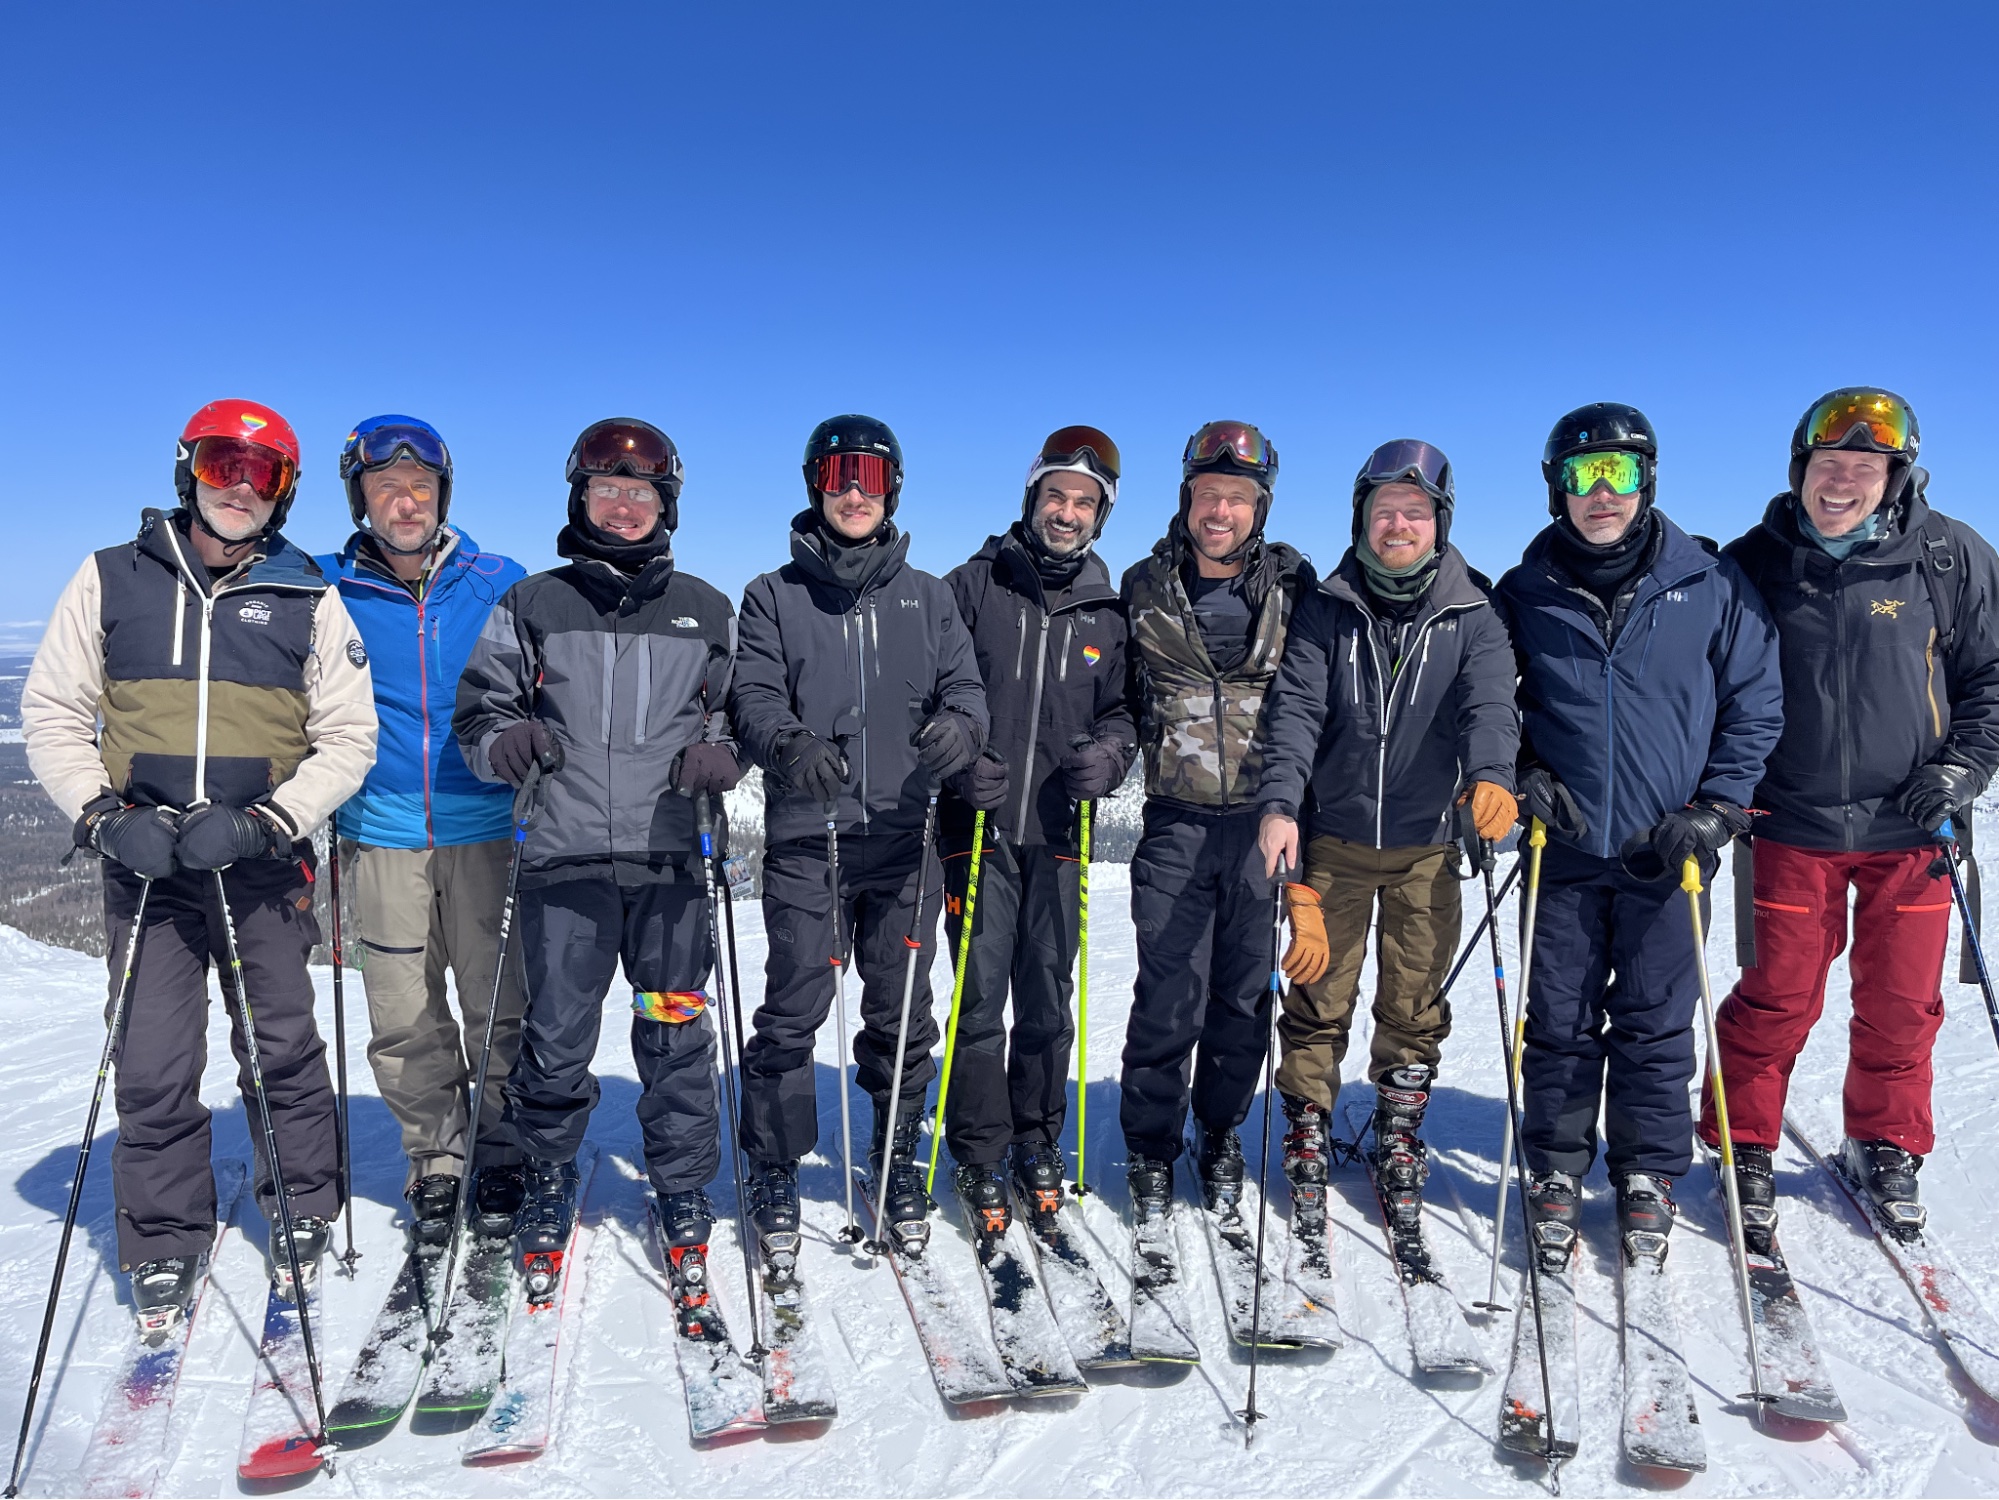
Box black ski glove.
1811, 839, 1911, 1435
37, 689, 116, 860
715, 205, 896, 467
1621, 798, 1752, 882
489, 720, 564, 788
950, 750, 1011, 812
176, 803, 294, 871
913, 708, 982, 781
775, 731, 850, 806
1059, 736, 1127, 801
1519, 767, 1589, 839
1894, 760, 1985, 837
672, 742, 744, 797
74, 795, 180, 880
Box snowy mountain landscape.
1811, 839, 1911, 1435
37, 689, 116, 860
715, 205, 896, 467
0, 811, 1996, 1497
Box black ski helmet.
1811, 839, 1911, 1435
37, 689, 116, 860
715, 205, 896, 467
1789, 387, 1921, 508
803, 414, 904, 518
1542, 402, 1657, 516
1351, 438, 1454, 551
565, 418, 683, 533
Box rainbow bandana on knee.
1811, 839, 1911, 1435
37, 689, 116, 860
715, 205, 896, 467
632, 989, 708, 1023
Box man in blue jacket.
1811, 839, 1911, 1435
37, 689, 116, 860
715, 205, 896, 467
1495, 403, 1782, 1270
319, 416, 528, 1252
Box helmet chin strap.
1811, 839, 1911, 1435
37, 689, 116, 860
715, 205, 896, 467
189, 499, 274, 549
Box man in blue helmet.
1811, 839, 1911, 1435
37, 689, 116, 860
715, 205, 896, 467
318, 417, 529, 1253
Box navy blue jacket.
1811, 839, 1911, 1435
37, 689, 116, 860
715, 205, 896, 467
1495, 514, 1784, 860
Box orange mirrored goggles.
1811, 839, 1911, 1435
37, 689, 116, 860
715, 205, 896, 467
1803, 390, 1914, 454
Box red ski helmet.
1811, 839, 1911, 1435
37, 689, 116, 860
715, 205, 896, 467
174, 399, 303, 531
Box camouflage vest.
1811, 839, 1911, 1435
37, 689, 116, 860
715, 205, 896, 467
1125, 536, 1306, 809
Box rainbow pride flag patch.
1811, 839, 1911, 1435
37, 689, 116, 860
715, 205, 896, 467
633, 989, 708, 1023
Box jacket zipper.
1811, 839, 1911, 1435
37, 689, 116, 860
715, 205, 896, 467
856, 595, 871, 831
417, 597, 434, 848
1925, 627, 1943, 738
1016, 610, 1051, 842
1357, 602, 1472, 849
171, 578, 186, 667
1835, 572, 1853, 846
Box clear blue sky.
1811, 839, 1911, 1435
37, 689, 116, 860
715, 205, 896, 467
5, 3, 1994, 639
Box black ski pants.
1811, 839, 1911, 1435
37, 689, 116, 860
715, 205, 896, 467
104, 857, 339, 1268
741, 831, 942, 1166
506, 865, 719, 1197
1120, 803, 1277, 1164
939, 833, 1080, 1167
1520, 843, 1704, 1180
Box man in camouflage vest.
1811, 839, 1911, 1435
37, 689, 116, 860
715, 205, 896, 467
1119, 420, 1314, 1221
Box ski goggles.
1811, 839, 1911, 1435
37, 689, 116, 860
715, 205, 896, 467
1358, 438, 1452, 501
1184, 420, 1276, 475
1559, 450, 1647, 497
189, 436, 297, 502
339, 418, 449, 480
632, 989, 708, 1024
813, 451, 894, 499
1037, 425, 1121, 483
570, 419, 683, 483
1801, 389, 1915, 454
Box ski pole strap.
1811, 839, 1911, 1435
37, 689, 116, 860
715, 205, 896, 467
1732, 837, 1757, 969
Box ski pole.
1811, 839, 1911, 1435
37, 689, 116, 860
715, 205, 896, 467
1073, 796, 1092, 1198
3, 880, 151, 1500
926, 810, 985, 1195
432, 760, 542, 1346
1477, 837, 1563, 1491
214, 869, 332, 1465
865, 788, 940, 1259
696, 793, 765, 1358
1482, 817, 1546, 1313
326, 845, 359, 1276
1240, 856, 1290, 1443
1937, 820, 1999, 1052
1683, 855, 1770, 1413
825, 802, 862, 1246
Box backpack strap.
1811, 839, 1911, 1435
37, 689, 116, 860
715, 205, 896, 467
1917, 519, 1965, 656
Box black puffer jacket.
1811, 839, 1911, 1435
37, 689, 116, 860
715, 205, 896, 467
1724, 484, 1999, 851
942, 527, 1135, 848
1257, 545, 1519, 848
732, 513, 989, 847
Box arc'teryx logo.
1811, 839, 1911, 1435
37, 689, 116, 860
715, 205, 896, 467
1870, 598, 1906, 619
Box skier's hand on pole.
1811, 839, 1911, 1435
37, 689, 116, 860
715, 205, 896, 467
1279, 883, 1329, 985
1258, 810, 1299, 880
1459, 781, 1518, 843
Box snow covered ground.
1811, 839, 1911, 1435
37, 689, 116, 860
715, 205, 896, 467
3, 814, 1999, 1497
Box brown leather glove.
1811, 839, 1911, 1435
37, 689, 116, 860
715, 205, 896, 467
1463, 781, 1519, 843
1281, 882, 1330, 986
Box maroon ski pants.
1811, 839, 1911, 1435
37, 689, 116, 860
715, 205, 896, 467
1699, 837, 1951, 1155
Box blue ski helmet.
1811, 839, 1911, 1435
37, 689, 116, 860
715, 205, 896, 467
340, 415, 453, 527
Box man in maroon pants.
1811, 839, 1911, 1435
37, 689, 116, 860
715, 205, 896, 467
1703, 387, 1999, 1241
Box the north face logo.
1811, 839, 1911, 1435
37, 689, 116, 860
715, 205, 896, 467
237, 600, 272, 625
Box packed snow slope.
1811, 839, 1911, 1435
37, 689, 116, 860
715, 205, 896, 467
2, 812, 1998, 1497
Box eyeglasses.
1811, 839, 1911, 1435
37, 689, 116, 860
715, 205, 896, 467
189, 437, 297, 502
1358, 438, 1452, 501
1802, 390, 1915, 454
586, 479, 661, 506
1560, 451, 1646, 497
814, 452, 893, 500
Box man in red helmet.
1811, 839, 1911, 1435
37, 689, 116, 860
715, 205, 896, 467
22, 400, 378, 1332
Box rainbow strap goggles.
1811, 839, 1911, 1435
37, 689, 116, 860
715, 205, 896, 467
633, 989, 708, 1024
1560, 450, 1647, 497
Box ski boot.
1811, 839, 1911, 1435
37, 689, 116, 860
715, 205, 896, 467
1010, 1142, 1067, 1228
1127, 1156, 1174, 1223
659, 1188, 718, 1336
513, 1157, 581, 1303
471, 1161, 527, 1239
1196, 1127, 1245, 1214
1730, 1143, 1778, 1257
954, 1161, 1012, 1244
1371, 1065, 1433, 1231
1615, 1172, 1677, 1264
747, 1158, 802, 1282
1280, 1094, 1329, 1216
1525, 1170, 1582, 1273
269, 1215, 330, 1302
130, 1255, 202, 1344
869, 1107, 933, 1253
1843, 1137, 1926, 1238
406, 1172, 460, 1258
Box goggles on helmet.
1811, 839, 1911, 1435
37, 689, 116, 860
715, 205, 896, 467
1184, 420, 1275, 476
340, 420, 449, 481
571, 420, 682, 483
1037, 425, 1121, 484
190, 437, 298, 503
1560, 450, 1647, 498
814, 451, 894, 500
1359, 438, 1451, 501
1802, 390, 1915, 455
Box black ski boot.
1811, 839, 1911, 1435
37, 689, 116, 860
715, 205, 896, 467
1280, 1094, 1329, 1215
1009, 1142, 1067, 1227
659, 1188, 714, 1250
747, 1159, 802, 1281
1731, 1143, 1778, 1257
406, 1172, 460, 1258
471, 1162, 527, 1239
130, 1255, 202, 1344
658, 1188, 718, 1335
870, 1108, 932, 1253
1525, 1170, 1582, 1272
1843, 1137, 1926, 1238
1127, 1156, 1174, 1222
1615, 1172, 1677, 1263
513, 1157, 581, 1302
1196, 1127, 1245, 1214
954, 1161, 1012, 1244
1371, 1065, 1433, 1230
269, 1215, 330, 1301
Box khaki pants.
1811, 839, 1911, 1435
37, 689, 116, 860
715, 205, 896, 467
1275, 835, 1460, 1109
344, 838, 525, 1186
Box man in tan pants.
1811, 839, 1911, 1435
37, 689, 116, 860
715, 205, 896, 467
317, 416, 531, 1251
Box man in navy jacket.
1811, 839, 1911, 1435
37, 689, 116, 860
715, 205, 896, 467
1495, 403, 1782, 1271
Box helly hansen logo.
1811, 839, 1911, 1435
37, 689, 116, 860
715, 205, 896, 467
900, 598, 921, 608
1662, 590, 1688, 603
1871, 598, 1906, 619
237, 600, 272, 625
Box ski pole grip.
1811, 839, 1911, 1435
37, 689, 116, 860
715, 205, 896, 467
1528, 816, 1547, 849
695, 790, 715, 858
1680, 854, 1704, 895
1940, 817, 1957, 843
512, 760, 544, 834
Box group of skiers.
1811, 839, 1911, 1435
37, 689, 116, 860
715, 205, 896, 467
18, 386, 1997, 1348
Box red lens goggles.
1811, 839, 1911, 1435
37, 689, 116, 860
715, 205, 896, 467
1184, 420, 1276, 474
571, 419, 682, 481
189, 437, 297, 502
814, 452, 893, 500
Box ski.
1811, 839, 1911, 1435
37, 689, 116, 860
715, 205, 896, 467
327, 1247, 438, 1445
1788, 1117, 1999, 1403
646, 1196, 765, 1440
413, 1231, 512, 1424
1191, 1180, 1341, 1351
857, 1170, 1014, 1404
756, 1265, 839, 1424
1618, 1245, 1704, 1473
1497, 1262, 1581, 1462
971, 1220, 1089, 1396
237, 1264, 329, 1479
77, 1161, 247, 1499
1356, 1152, 1485, 1378
462, 1145, 601, 1464
1129, 1198, 1200, 1364
1014, 1189, 1136, 1369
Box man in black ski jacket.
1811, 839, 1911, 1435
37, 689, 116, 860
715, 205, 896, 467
937, 426, 1136, 1237
731, 415, 988, 1258
455, 419, 743, 1281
